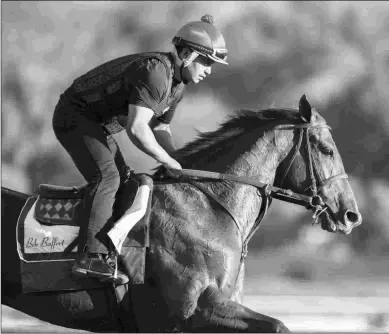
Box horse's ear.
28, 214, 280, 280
299, 94, 312, 123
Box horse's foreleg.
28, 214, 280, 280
188, 286, 291, 333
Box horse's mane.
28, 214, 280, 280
169, 108, 302, 166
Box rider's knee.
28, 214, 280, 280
89, 166, 121, 193
101, 168, 121, 191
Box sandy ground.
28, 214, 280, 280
1, 305, 87, 333
243, 295, 389, 332
2, 293, 389, 333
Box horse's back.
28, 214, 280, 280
1, 187, 31, 291
1, 187, 31, 236
1, 187, 31, 218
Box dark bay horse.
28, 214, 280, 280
1, 95, 362, 332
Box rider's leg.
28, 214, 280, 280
53, 109, 128, 284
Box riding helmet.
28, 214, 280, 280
172, 14, 228, 65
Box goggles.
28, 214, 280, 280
208, 48, 228, 63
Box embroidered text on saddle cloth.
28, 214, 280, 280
17, 198, 80, 261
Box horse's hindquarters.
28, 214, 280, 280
3, 288, 122, 332
1, 188, 126, 332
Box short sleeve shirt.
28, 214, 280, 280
127, 56, 185, 122
64, 52, 186, 125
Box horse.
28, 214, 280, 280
1, 95, 362, 332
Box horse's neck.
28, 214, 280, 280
200, 130, 289, 237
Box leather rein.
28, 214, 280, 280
167, 121, 348, 227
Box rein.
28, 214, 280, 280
170, 168, 313, 206
166, 121, 348, 223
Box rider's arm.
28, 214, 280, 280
149, 121, 176, 154
125, 57, 182, 169
150, 93, 184, 153
149, 99, 182, 154
126, 104, 180, 169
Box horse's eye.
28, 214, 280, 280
318, 143, 333, 157
323, 147, 334, 157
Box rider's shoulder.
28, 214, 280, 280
134, 52, 173, 76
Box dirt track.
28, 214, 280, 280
2, 295, 389, 333
243, 295, 389, 332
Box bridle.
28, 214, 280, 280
274, 122, 348, 223
161, 121, 348, 224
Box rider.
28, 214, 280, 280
52, 14, 228, 284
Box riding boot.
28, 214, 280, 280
72, 252, 129, 285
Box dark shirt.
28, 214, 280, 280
62, 52, 186, 125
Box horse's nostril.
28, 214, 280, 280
346, 211, 360, 224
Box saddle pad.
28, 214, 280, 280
17, 197, 79, 262
16, 197, 102, 292
17, 174, 153, 293
34, 197, 82, 226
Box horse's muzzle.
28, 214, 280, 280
338, 210, 363, 235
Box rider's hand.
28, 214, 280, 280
163, 159, 182, 170
162, 159, 182, 178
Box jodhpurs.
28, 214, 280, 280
52, 102, 128, 254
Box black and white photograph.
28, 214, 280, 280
2, 1, 389, 333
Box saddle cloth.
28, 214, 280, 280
17, 174, 153, 293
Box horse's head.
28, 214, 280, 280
276, 95, 362, 234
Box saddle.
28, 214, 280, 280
18, 173, 153, 293
33, 184, 87, 227
37, 183, 87, 199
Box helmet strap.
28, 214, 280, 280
180, 63, 190, 85
179, 50, 198, 85
182, 51, 199, 67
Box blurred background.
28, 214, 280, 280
2, 1, 389, 332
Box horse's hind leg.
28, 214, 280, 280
188, 285, 291, 333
